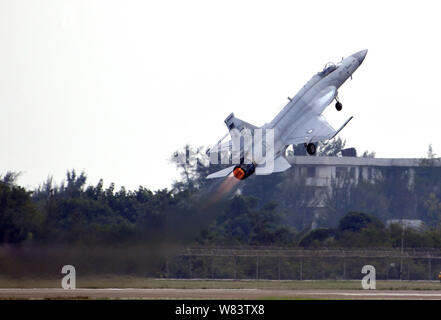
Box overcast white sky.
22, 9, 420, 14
1, 0, 441, 191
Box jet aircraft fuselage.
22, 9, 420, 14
207, 49, 368, 180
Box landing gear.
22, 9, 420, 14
335, 94, 342, 111
305, 143, 316, 155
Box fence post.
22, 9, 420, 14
386, 259, 389, 280
300, 258, 303, 280
428, 254, 432, 281
188, 256, 192, 279
166, 259, 170, 278
407, 260, 410, 280
211, 256, 214, 279
233, 256, 237, 280
343, 260, 346, 280
256, 256, 259, 280
278, 256, 281, 280
342, 251, 346, 280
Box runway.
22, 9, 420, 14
2, 288, 441, 299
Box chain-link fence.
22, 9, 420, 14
166, 247, 441, 281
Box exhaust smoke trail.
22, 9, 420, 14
207, 173, 239, 205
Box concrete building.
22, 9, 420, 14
284, 153, 441, 228
287, 155, 440, 184
386, 219, 425, 231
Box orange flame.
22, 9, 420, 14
233, 167, 245, 180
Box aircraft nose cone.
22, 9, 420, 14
353, 49, 368, 64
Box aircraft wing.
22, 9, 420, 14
283, 113, 353, 145
282, 84, 354, 145
283, 113, 336, 145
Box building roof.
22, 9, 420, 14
286, 156, 441, 167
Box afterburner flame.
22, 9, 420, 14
233, 167, 246, 180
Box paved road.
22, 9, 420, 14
2, 288, 441, 299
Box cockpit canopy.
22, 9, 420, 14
318, 62, 338, 77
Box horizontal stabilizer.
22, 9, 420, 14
207, 140, 232, 156
273, 156, 292, 173
206, 132, 230, 155
255, 156, 291, 175
206, 166, 235, 179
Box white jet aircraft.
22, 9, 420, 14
207, 49, 368, 180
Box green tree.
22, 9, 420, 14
338, 211, 383, 233
424, 193, 441, 227
298, 228, 336, 247
318, 137, 346, 156
199, 196, 296, 246
0, 175, 43, 243
361, 150, 376, 158
336, 212, 386, 247
323, 173, 356, 227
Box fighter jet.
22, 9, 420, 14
207, 49, 368, 180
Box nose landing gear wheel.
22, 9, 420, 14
335, 101, 343, 111
306, 143, 316, 155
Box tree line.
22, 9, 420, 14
1, 139, 441, 248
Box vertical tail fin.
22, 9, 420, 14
224, 113, 258, 132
